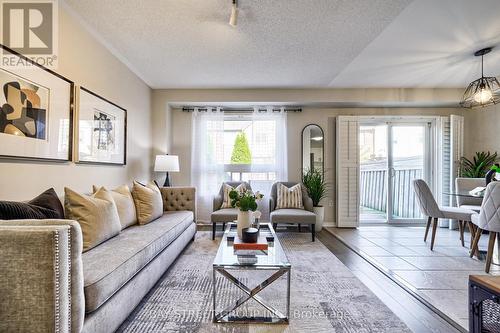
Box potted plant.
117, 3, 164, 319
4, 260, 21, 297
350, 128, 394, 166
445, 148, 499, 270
229, 189, 264, 238
459, 151, 498, 178
302, 168, 328, 231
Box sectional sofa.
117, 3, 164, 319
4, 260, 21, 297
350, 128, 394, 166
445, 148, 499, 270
0, 186, 196, 333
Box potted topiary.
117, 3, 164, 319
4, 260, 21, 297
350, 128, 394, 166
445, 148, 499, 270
302, 168, 328, 231
229, 189, 263, 238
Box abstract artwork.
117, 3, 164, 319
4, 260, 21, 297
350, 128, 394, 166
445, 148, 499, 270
77, 87, 126, 165
0, 45, 73, 161
0, 71, 49, 140
93, 111, 115, 151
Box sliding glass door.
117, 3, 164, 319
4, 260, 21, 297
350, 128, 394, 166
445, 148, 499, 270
360, 121, 430, 224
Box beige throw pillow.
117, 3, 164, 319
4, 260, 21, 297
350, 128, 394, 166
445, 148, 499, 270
64, 187, 121, 252
92, 185, 137, 230
276, 183, 304, 210
221, 183, 246, 208
131, 181, 163, 225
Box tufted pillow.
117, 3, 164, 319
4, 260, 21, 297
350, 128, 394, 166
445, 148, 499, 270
131, 181, 163, 225
221, 183, 246, 208
276, 183, 304, 210
64, 187, 121, 252
92, 185, 137, 230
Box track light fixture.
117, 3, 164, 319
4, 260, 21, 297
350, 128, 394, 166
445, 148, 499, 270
229, 0, 238, 26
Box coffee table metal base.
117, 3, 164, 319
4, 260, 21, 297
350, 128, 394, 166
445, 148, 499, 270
212, 266, 291, 324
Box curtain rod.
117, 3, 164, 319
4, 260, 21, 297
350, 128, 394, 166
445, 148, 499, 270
181, 107, 302, 113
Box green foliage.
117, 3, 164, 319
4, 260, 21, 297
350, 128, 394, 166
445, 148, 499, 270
229, 189, 263, 212
302, 168, 328, 207
230, 132, 252, 164
460, 151, 498, 178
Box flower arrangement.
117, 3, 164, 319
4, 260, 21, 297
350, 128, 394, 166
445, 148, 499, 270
229, 189, 263, 211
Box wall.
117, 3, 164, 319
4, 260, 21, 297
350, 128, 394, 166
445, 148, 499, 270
463, 104, 500, 158
0, 5, 152, 200
152, 88, 468, 224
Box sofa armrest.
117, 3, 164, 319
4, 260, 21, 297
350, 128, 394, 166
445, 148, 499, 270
213, 194, 223, 212
160, 187, 196, 218
0, 219, 84, 333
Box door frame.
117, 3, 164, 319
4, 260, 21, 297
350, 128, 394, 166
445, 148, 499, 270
358, 116, 439, 225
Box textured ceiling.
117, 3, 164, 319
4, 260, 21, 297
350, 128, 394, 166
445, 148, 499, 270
63, 0, 411, 88
63, 0, 500, 89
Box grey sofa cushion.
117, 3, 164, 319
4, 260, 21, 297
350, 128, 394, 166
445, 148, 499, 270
82, 211, 194, 313
211, 208, 238, 223
270, 209, 316, 224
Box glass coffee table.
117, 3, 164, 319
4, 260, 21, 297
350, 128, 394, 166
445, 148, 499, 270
212, 222, 291, 324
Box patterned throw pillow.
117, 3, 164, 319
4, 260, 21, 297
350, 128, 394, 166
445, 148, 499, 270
276, 183, 304, 209
221, 183, 246, 208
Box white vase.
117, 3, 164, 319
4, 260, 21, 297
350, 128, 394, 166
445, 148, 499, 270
237, 210, 252, 238
313, 206, 324, 232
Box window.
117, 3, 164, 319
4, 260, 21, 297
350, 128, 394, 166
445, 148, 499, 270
207, 117, 278, 182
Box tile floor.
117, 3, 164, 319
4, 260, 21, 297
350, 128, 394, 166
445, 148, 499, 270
326, 225, 500, 330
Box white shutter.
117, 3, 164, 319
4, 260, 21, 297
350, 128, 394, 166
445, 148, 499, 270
450, 115, 464, 195
436, 116, 451, 207
336, 116, 360, 228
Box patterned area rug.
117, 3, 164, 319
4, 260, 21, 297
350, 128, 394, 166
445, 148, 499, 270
117, 231, 410, 332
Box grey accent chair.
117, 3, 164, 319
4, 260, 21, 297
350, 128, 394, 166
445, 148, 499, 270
455, 178, 483, 212
412, 179, 476, 250
211, 181, 252, 240
470, 181, 500, 273
269, 182, 316, 241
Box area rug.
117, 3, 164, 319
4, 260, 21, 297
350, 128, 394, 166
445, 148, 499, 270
117, 231, 410, 332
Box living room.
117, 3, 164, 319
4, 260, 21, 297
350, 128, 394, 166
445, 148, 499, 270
1, 1, 500, 332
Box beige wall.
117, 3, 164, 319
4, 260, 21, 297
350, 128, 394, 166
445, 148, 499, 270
463, 104, 500, 158
0, 5, 152, 200
153, 88, 470, 223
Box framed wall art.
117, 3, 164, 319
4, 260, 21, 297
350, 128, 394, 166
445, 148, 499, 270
76, 87, 127, 165
0, 45, 74, 161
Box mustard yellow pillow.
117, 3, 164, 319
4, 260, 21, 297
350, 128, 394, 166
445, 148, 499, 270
92, 185, 137, 230
64, 187, 121, 251
131, 181, 163, 225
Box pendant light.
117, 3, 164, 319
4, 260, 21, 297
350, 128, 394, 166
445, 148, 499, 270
229, 0, 238, 26
460, 47, 500, 108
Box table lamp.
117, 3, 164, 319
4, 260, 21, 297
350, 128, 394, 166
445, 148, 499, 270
154, 155, 179, 187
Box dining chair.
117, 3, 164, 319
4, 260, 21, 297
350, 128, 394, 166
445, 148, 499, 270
455, 177, 484, 248
469, 181, 500, 273
455, 178, 483, 212
412, 179, 476, 250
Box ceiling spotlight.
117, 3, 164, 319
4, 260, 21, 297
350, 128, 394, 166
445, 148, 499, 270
460, 47, 500, 108
311, 136, 324, 141
229, 0, 238, 26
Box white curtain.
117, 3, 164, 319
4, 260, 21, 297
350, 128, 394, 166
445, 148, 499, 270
250, 110, 288, 220
191, 109, 288, 222
191, 110, 225, 222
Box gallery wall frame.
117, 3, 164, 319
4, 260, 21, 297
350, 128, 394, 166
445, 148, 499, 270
75, 86, 127, 166
0, 44, 74, 162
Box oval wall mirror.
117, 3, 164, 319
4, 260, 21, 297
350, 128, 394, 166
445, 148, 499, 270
302, 124, 324, 174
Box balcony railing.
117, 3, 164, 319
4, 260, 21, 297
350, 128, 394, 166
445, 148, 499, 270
360, 168, 423, 219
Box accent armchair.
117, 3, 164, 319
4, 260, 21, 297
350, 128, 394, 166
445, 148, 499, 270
269, 182, 316, 241
211, 181, 252, 240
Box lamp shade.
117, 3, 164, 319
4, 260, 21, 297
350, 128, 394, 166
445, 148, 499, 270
154, 155, 179, 172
